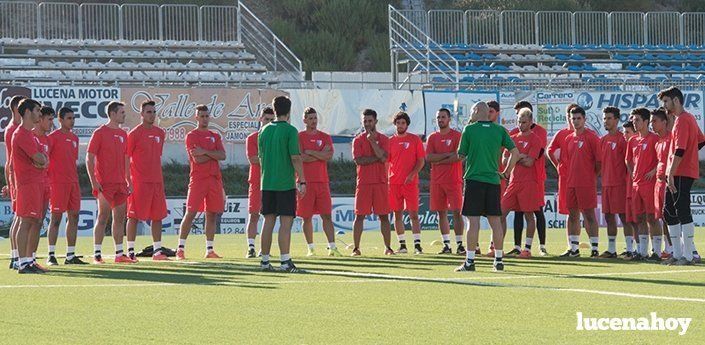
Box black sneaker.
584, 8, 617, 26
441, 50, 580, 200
590, 250, 599, 258
493, 261, 504, 271
18, 265, 40, 274
414, 244, 423, 255
64, 256, 87, 265
506, 248, 522, 256
456, 244, 467, 255
474, 247, 481, 255
559, 249, 580, 257
245, 247, 256, 259
260, 261, 275, 271
438, 246, 452, 254
396, 244, 408, 254
598, 251, 617, 259
46, 256, 59, 266
646, 253, 661, 262
454, 261, 475, 272
280, 259, 301, 273
618, 250, 630, 257
128, 252, 137, 261
622, 251, 635, 260
9, 259, 16, 270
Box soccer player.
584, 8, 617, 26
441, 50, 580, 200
625, 107, 661, 261
501, 108, 543, 258
87, 101, 132, 264
12, 98, 48, 273
4, 94, 26, 269
651, 108, 673, 259
484, 100, 507, 256
622, 121, 640, 258
547, 104, 578, 219
177, 105, 226, 260
30, 106, 53, 270
659, 86, 705, 265
426, 108, 465, 255
455, 102, 520, 272
244, 107, 274, 258
126, 100, 169, 261
46, 107, 85, 265
297, 107, 341, 257
351, 109, 393, 256
598, 106, 630, 259
560, 106, 601, 258
388, 111, 425, 254
508, 101, 548, 257
258, 96, 305, 272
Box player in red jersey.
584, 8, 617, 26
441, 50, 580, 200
87, 101, 132, 264
297, 107, 341, 257
650, 108, 673, 260
12, 98, 47, 273
598, 106, 630, 259
351, 109, 393, 256
547, 103, 579, 217
28, 106, 53, 271
388, 111, 425, 254
501, 108, 543, 258
625, 108, 662, 261
125, 100, 169, 261
426, 108, 465, 255
4, 95, 26, 269
244, 107, 274, 258
559, 106, 601, 258
46, 107, 86, 265
621, 121, 639, 258
176, 105, 226, 260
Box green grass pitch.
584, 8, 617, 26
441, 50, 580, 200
1, 228, 704, 344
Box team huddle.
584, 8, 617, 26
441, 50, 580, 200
3, 86, 704, 274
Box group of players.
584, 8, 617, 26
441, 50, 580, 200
3, 86, 703, 274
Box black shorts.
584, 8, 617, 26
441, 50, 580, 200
663, 176, 694, 225
462, 179, 501, 217
261, 189, 297, 216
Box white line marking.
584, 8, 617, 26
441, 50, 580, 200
561, 288, 705, 303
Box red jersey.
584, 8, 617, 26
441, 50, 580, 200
4, 121, 19, 167
626, 132, 658, 186
185, 129, 224, 182
668, 111, 705, 179
299, 130, 333, 183
246, 131, 260, 185
655, 131, 671, 180
508, 131, 542, 183
87, 125, 127, 185
548, 128, 573, 177
352, 132, 389, 185
127, 124, 165, 183
35, 132, 50, 184
564, 129, 601, 188
388, 133, 425, 185
11, 126, 44, 186
511, 123, 547, 179
426, 129, 462, 185
48, 129, 79, 184
600, 132, 627, 187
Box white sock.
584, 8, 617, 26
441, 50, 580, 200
397, 234, 406, 242
261, 254, 270, 262
178, 238, 186, 248
494, 249, 503, 263
668, 224, 683, 259
665, 240, 673, 254
11, 249, 18, 259
639, 235, 649, 256
115, 243, 124, 256
590, 236, 599, 251
441, 234, 450, 242
569, 235, 579, 251
127, 241, 135, 251
514, 245, 521, 251
682, 222, 695, 261
206, 240, 214, 253
48, 245, 56, 255
328, 242, 336, 250
32, 252, 36, 260
94, 244, 102, 255
153, 241, 162, 254
413, 233, 421, 242
465, 250, 475, 263
455, 235, 463, 244
307, 243, 315, 250
625, 236, 634, 252
66, 246, 76, 260
247, 238, 255, 246
652, 236, 662, 255
281, 253, 291, 262
608, 236, 616, 253
524, 237, 533, 251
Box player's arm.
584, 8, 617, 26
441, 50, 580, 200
354, 156, 378, 165
191, 148, 211, 164
203, 149, 225, 161
86, 152, 101, 192
368, 134, 387, 161
248, 155, 259, 165
306, 145, 334, 161
501, 148, 521, 178
301, 152, 317, 163
519, 154, 534, 167
125, 155, 132, 192
546, 138, 560, 168
30, 151, 48, 168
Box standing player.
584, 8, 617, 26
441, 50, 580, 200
625, 108, 661, 261
244, 107, 274, 258
484, 100, 506, 256
547, 104, 579, 244
176, 105, 226, 260
125, 100, 169, 261
87, 101, 132, 264
388, 112, 425, 254
560, 106, 601, 258
12, 98, 47, 273
258, 96, 305, 272
297, 107, 341, 257
426, 108, 465, 255
46, 107, 85, 265
5, 95, 26, 269
30, 107, 53, 270
598, 106, 630, 259
455, 102, 520, 272
659, 87, 705, 265
651, 108, 673, 259
351, 109, 393, 256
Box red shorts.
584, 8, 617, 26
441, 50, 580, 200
537, 181, 546, 206
355, 183, 390, 215
500, 178, 507, 196
632, 183, 656, 217
50, 182, 81, 213
501, 181, 542, 212
296, 182, 332, 218
430, 183, 462, 211
128, 182, 167, 221
248, 182, 261, 214
566, 186, 597, 210
16, 183, 46, 219
557, 176, 569, 215
186, 177, 225, 213
655, 181, 666, 219
601, 185, 627, 215
93, 182, 129, 208
9, 182, 16, 212
389, 183, 419, 212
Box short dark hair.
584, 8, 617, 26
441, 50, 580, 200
195, 104, 208, 112
106, 101, 124, 116
514, 100, 533, 112
58, 107, 74, 119
10, 95, 26, 111
141, 100, 156, 110
658, 86, 684, 105
487, 101, 500, 112
602, 106, 620, 119
393, 111, 410, 125
650, 107, 668, 122
18, 99, 40, 118
630, 107, 650, 121
566, 103, 579, 113
272, 96, 291, 116
304, 107, 317, 116
437, 108, 451, 117
569, 106, 586, 117
40, 106, 55, 117
623, 121, 635, 130
261, 106, 274, 116
362, 108, 377, 119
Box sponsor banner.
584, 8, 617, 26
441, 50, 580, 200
121, 87, 287, 143
423, 90, 500, 134
0, 86, 31, 141
498, 90, 533, 130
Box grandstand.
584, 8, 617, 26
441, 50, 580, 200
0, 1, 303, 86
388, 7, 705, 90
